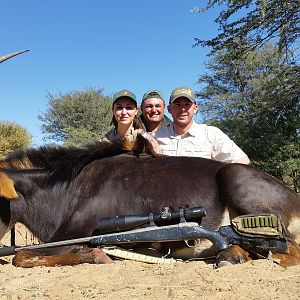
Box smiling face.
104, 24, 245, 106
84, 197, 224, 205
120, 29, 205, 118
141, 98, 165, 130
168, 97, 198, 130
112, 97, 138, 127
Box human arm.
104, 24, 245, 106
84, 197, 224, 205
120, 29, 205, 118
210, 127, 250, 164
235, 156, 250, 165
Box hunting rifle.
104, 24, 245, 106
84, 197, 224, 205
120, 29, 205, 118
0, 207, 289, 258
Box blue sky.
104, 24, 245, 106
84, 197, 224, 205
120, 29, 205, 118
1, 0, 221, 146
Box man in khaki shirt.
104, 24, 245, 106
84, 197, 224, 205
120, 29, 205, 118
155, 87, 250, 164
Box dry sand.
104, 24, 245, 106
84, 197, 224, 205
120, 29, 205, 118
0, 224, 299, 300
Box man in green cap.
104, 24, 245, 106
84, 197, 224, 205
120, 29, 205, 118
140, 90, 171, 134
155, 86, 250, 164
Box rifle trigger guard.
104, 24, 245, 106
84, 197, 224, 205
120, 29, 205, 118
184, 239, 199, 248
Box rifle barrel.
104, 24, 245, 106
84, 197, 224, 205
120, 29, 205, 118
0, 236, 93, 257
0, 222, 229, 257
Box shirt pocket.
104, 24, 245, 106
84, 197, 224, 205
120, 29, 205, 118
181, 142, 212, 158
159, 144, 177, 156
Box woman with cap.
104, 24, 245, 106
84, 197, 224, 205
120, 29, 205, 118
101, 89, 145, 142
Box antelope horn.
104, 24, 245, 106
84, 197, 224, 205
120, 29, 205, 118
0, 50, 29, 63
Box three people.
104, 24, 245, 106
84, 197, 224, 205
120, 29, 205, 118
102, 87, 250, 164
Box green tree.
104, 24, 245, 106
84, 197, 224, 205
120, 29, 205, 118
39, 88, 113, 145
196, 44, 300, 191
0, 121, 32, 159
193, 0, 300, 60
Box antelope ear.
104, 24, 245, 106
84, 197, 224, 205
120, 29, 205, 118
0, 172, 18, 200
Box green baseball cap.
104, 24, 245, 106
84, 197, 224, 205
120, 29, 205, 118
169, 86, 196, 104
112, 89, 137, 106
142, 90, 164, 103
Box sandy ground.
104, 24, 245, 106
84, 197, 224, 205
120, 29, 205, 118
0, 224, 299, 300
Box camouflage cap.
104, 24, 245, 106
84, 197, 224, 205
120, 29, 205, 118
112, 89, 137, 106
169, 86, 196, 104
141, 90, 164, 103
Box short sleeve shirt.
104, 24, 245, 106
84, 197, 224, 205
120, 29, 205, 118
155, 121, 247, 163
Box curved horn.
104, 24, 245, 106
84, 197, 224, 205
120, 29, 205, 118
0, 50, 29, 64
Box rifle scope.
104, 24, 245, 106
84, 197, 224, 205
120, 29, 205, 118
97, 206, 206, 234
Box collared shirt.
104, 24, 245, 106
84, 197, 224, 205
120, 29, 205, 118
139, 114, 172, 134
155, 121, 247, 163
100, 128, 122, 143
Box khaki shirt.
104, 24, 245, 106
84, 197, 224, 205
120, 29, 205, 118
155, 121, 247, 163
100, 128, 145, 143
100, 128, 122, 143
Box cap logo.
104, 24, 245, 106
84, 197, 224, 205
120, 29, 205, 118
173, 88, 192, 97
123, 91, 129, 96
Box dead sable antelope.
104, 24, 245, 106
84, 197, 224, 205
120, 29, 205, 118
0, 135, 299, 268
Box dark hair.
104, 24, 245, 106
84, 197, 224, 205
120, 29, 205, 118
111, 115, 146, 131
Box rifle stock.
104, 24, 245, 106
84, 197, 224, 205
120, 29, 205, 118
0, 221, 288, 258
0, 222, 229, 257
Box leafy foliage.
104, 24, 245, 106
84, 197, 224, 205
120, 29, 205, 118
193, 0, 300, 60
196, 44, 300, 190
39, 89, 113, 145
0, 122, 32, 159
